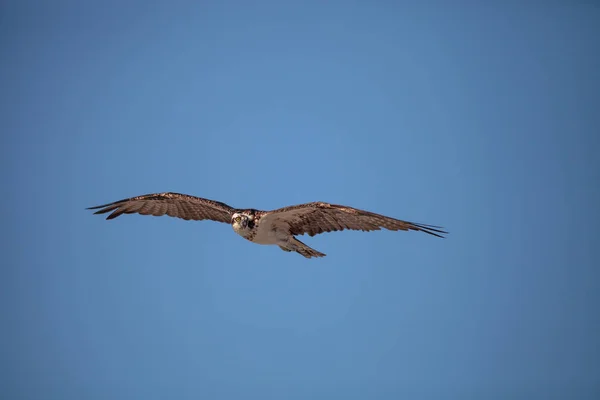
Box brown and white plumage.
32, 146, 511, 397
87, 192, 234, 223
259, 202, 446, 238
88, 192, 447, 258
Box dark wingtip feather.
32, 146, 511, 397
87, 203, 115, 211
87, 202, 124, 220
105, 209, 126, 220
413, 223, 448, 238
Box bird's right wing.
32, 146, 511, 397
87, 192, 235, 223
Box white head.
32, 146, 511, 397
231, 212, 254, 234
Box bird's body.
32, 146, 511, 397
88, 192, 447, 258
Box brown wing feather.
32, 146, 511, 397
87, 192, 235, 223
262, 202, 447, 238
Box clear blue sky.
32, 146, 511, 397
2, 2, 599, 399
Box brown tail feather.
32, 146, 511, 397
280, 238, 326, 259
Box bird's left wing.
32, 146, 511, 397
87, 192, 235, 223
260, 202, 447, 238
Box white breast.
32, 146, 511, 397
232, 217, 290, 246
250, 227, 274, 244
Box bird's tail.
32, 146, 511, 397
279, 238, 326, 259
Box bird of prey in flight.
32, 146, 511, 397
88, 192, 447, 258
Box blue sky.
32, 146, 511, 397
2, 2, 599, 399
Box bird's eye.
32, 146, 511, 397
234, 216, 241, 222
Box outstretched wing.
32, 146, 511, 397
87, 192, 235, 223
260, 202, 447, 238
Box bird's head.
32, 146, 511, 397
231, 212, 252, 231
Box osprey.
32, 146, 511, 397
88, 192, 447, 258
